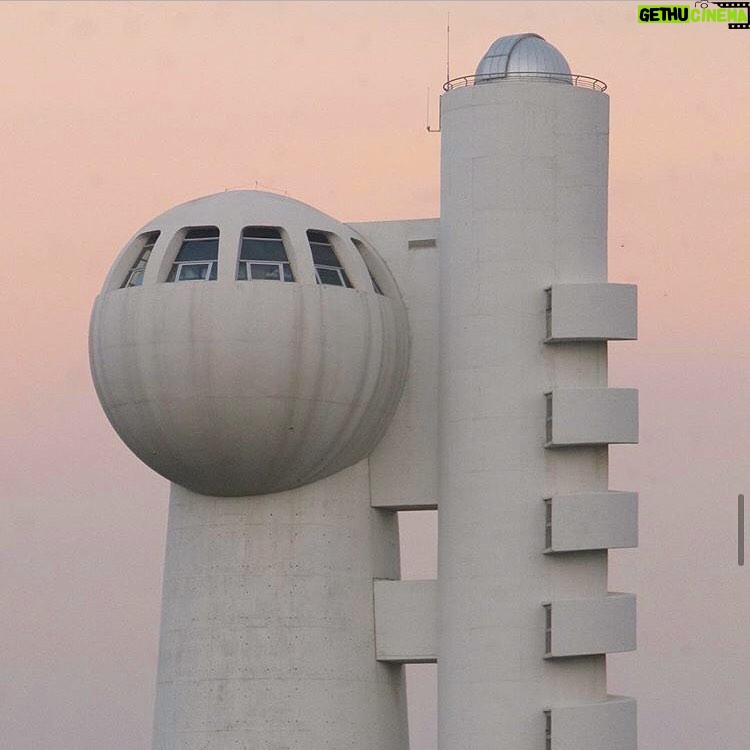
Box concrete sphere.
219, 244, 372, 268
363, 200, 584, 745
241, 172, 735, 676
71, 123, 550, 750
89, 191, 409, 496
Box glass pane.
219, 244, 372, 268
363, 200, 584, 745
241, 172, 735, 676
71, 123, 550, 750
240, 237, 288, 262
283, 264, 294, 282
242, 226, 282, 240
307, 230, 328, 244
237, 262, 248, 281
209, 263, 217, 281
184, 227, 219, 240
317, 267, 344, 286
178, 263, 209, 281
310, 243, 340, 267
176, 238, 219, 262
250, 263, 281, 280
128, 269, 144, 287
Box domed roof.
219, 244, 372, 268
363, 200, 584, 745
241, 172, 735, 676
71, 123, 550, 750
475, 33, 571, 82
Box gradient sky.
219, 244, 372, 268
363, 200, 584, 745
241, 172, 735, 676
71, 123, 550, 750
1, 2, 748, 749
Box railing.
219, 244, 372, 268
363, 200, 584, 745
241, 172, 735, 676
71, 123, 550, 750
444, 72, 607, 92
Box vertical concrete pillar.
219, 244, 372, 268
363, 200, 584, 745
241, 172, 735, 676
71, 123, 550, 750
437, 80, 612, 749
152, 460, 408, 750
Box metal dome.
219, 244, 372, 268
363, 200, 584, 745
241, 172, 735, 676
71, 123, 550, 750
475, 33, 571, 84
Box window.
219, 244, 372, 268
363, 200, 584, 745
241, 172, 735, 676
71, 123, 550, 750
545, 711, 552, 750
545, 393, 553, 443
351, 238, 384, 295
121, 231, 159, 288
544, 604, 552, 654
545, 288, 552, 338
167, 227, 219, 282
237, 227, 293, 281
308, 230, 352, 288
544, 499, 552, 549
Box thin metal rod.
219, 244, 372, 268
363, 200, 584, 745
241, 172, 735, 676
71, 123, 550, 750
739, 494, 745, 566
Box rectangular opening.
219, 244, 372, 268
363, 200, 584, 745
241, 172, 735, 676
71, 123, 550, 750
545, 287, 552, 339
545, 710, 552, 750
545, 393, 553, 444
544, 499, 552, 550
544, 604, 552, 655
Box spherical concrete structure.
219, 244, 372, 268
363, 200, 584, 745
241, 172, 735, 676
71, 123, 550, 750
475, 32, 572, 82
90, 190, 409, 496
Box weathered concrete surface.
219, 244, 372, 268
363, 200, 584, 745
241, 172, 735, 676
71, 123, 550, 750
152, 462, 408, 750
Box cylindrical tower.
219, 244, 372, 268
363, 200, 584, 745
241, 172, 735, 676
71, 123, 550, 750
438, 34, 637, 750
89, 191, 411, 750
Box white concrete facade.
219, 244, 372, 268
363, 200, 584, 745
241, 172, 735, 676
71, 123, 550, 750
437, 76, 637, 749
90, 33, 639, 750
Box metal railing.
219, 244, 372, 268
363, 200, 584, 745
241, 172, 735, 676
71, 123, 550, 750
444, 72, 607, 92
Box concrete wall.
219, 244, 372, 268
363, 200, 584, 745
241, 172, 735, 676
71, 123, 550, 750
548, 695, 637, 750
545, 593, 637, 657
152, 462, 409, 750
438, 78, 635, 750
352, 219, 440, 511
374, 579, 438, 663
546, 283, 637, 342
546, 491, 638, 552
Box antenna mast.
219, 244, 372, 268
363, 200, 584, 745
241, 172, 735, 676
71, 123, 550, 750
446, 12, 451, 84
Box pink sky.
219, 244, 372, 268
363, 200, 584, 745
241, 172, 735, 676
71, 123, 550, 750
1, 2, 748, 748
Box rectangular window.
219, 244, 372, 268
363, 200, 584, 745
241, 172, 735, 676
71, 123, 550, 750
545, 710, 552, 750
121, 231, 160, 288
545, 288, 552, 339
167, 227, 219, 282
351, 238, 384, 295
545, 393, 553, 444
237, 226, 294, 281
308, 230, 353, 288
544, 604, 552, 655
544, 499, 552, 549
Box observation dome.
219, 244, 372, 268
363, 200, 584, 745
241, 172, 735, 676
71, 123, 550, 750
89, 190, 409, 496
475, 33, 571, 83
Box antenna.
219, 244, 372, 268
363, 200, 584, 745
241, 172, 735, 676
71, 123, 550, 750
446, 12, 451, 84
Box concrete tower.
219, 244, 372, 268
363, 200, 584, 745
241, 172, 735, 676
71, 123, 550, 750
438, 34, 638, 750
90, 31, 638, 750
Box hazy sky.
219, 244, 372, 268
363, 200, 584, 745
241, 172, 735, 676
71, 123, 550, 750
1, 2, 748, 749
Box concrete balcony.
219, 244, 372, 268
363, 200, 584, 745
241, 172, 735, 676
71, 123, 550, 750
544, 695, 637, 750
544, 491, 638, 553
545, 388, 638, 447
545, 283, 637, 342
544, 593, 636, 658
374, 579, 437, 663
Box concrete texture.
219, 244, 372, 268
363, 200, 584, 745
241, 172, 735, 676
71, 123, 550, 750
548, 696, 637, 750
152, 463, 408, 750
352, 219, 440, 512
90, 191, 410, 497
546, 283, 637, 342
545, 492, 638, 552
545, 593, 637, 658
437, 77, 637, 749
374, 579, 438, 663
547, 387, 639, 447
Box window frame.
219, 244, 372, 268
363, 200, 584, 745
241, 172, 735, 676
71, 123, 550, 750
121, 231, 160, 288
237, 226, 295, 283
307, 230, 353, 289
166, 226, 220, 283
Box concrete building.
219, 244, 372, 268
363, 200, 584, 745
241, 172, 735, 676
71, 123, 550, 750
90, 33, 638, 750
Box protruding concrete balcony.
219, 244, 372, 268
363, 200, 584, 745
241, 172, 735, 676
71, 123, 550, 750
543, 593, 636, 658
545, 388, 638, 447
374, 579, 437, 663
544, 491, 638, 553
544, 283, 637, 342
544, 695, 637, 750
